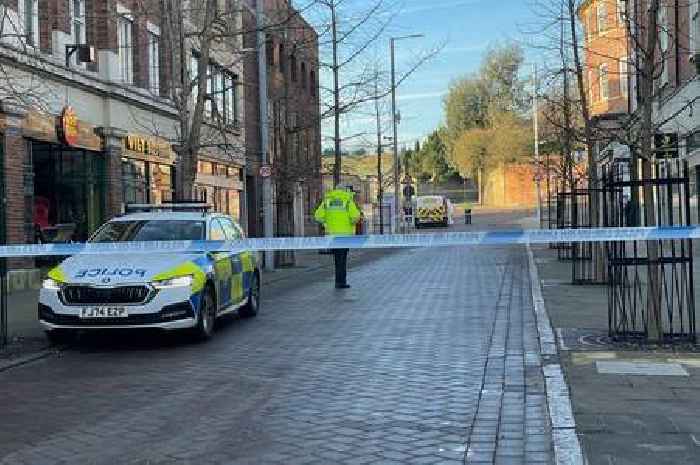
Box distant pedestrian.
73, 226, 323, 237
314, 187, 361, 289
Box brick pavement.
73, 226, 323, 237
0, 241, 554, 465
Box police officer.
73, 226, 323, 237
314, 186, 361, 289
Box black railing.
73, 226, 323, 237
571, 188, 608, 285
603, 158, 695, 342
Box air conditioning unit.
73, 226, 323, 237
77, 45, 96, 64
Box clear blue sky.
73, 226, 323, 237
317, 0, 539, 152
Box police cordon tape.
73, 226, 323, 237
0, 226, 699, 258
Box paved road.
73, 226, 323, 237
0, 214, 553, 465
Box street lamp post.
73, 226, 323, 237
391, 34, 423, 233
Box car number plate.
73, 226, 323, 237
79, 307, 128, 318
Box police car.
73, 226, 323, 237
38, 204, 260, 342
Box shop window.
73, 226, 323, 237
228, 189, 240, 220
122, 158, 148, 204
198, 160, 214, 174
151, 163, 173, 203
118, 14, 134, 84
216, 164, 228, 176
32, 142, 105, 243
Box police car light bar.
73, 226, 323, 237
124, 203, 213, 214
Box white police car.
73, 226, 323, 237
38, 204, 260, 342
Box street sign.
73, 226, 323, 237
259, 165, 272, 178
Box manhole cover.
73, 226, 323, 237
596, 360, 689, 376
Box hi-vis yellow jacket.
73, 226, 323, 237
314, 189, 361, 235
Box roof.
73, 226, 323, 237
112, 212, 225, 222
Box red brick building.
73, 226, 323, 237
242, 0, 322, 239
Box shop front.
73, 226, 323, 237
195, 159, 244, 221
121, 134, 176, 206
27, 107, 106, 244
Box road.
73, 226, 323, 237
0, 210, 554, 465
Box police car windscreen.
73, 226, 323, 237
90, 220, 206, 242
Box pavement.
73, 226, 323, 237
0, 209, 560, 465
531, 241, 700, 465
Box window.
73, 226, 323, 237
20, 0, 39, 46
279, 43, 285, 72
599, 63, 609, 100
301, 62, 307, 91
597, 1, 607, 33
290, 54, 297, 81
619, 57, 628, 97
690, 0, 699, 54
210, 66, 224, 117
117, 15, 134, 84
588, 8, 596, 39
191, 52, 200, 99
616, 0, 625, 23
265, 35, 274, 66
91, 220, 205, 242
588, 69, 596, 101
198, 161, 214, 175
71, 0, 86, 66
658, 5, 669, 85
148, 32, 160, 94
310, 70, 316, 96
224, 73, 239, 125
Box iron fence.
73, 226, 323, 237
556, 191, 574, 260
571, 189, 608, 285
603, 158, 695, 342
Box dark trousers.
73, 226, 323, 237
333, 248, 349, 286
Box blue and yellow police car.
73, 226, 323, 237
38, 204, 260, 342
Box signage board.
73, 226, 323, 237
58, 106, 79, 146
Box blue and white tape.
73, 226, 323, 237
0, 226, 697, 258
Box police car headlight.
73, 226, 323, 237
42, 278, 63, 290
151, 275, 193, 289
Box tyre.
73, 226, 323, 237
45, 329, 74, 346
239, 272, 260, 318
193, 285, 216, 341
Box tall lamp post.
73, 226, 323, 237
391, 34, 423, 233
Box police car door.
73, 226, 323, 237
219, 217, 246, 304
209, 218, 234, 310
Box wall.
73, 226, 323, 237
483, 164, 538, 208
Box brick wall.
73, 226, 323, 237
483, 164, 538, 208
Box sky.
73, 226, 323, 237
313, 0, 540, 152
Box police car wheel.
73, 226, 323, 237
194, 287, 216, 340
239, 273, 260, 318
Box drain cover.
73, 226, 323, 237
596, 361, 689, 376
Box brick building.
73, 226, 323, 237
242, 0, 322, 239
0, 0, 245, 283
578, 0, 630, 117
